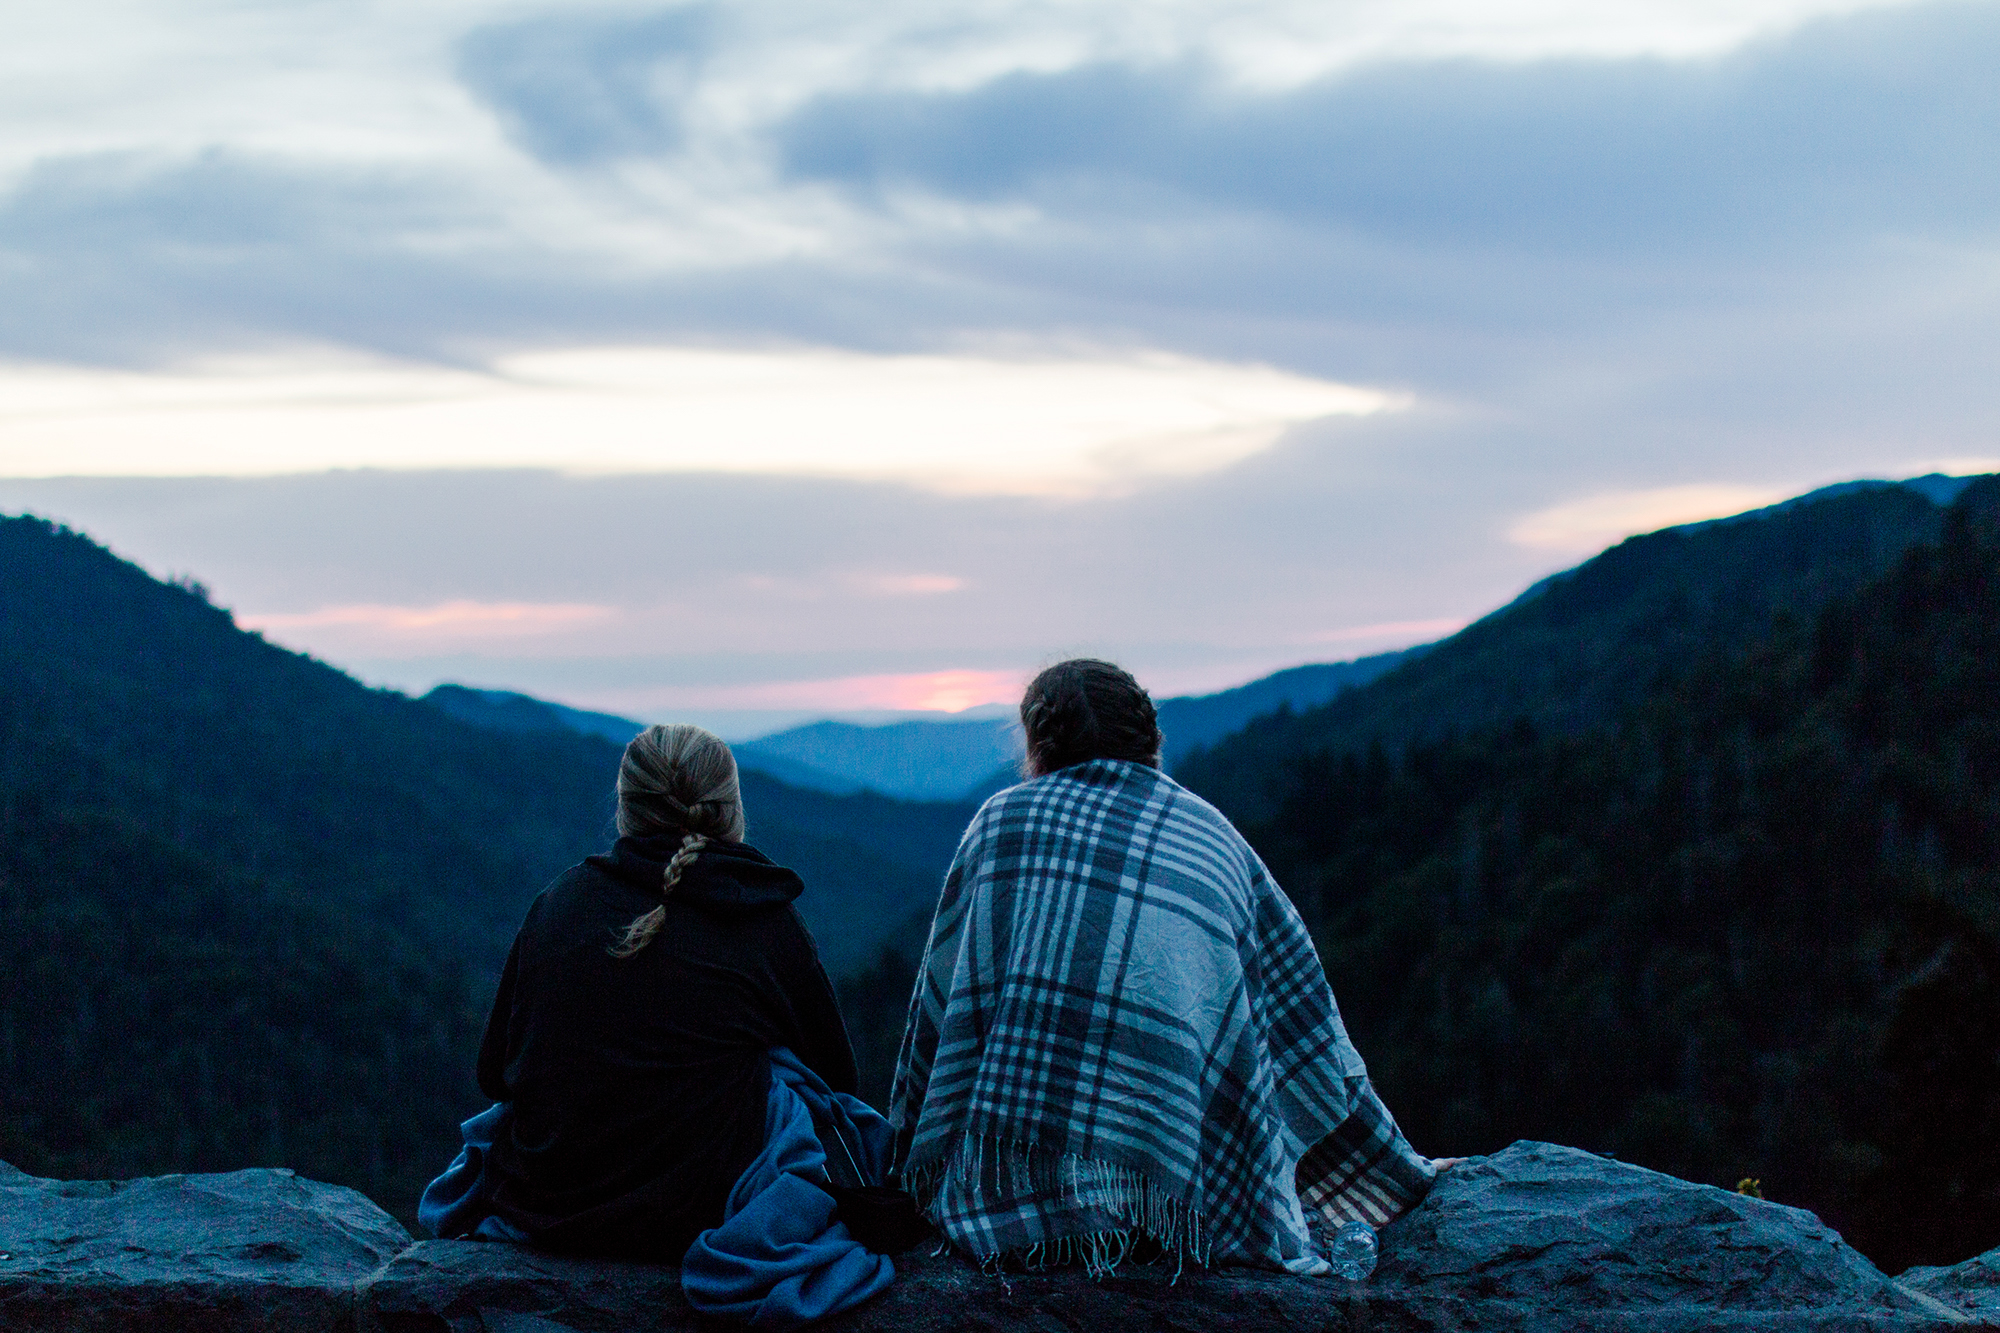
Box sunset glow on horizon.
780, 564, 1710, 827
584, 668, 1028, 717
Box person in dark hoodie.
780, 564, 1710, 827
440, 722, 858, 1261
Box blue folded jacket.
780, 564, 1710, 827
417, 1102, 530, 1244
681, 1047, 897, 1327
419, 1048, 896, 1329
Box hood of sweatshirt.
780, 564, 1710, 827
588, 833, 804, 914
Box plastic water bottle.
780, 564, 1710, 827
1325, 1219, 1378, 1281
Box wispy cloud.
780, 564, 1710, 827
1507, 484, 1783, 552
858, 573, 965, 595
454, 8, 713, 167
0, 347, 1396, 494
240, 599, 616, 645
777, 5, 2000, 258
3, 2, 1991, 368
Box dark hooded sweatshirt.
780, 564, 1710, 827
475, 834, 858, 1260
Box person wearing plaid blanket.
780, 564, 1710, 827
888, 659, 1445, 1276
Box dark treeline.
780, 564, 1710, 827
0, 517, 622, 1214
1175, 480, 2000, 1272
0, 805, 488, 1211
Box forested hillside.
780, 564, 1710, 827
1155, 650, 1420, 764
0, 516, 965, 1217
414, 681, 976, 959
1184, 478, 2000, 1271
0, 517, 604, 1214
1183, 480, 1961, 823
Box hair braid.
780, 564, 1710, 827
608, 832, 709, 958
605, 720, 744, 960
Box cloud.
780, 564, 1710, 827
238, 600, 616, 651
454, 8, 713, 166
3, 1, 1995, 381
2, 0, 1998, 727
0, 346, 1397, 494
778, 2, 2000, 256
0, 148, 523, 362
854, 573, 964, 595
1507, 484, 1784, 552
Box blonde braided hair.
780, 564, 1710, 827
608, 833, 708, 958
606, 723, 746, 958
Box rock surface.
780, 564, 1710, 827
1902, 1250, 2000, 1322
359, 1240, 691, 1333
1365, 1141, 1972, 1331
0, 1156, 412, 1332
3, 1144, 1991, 1332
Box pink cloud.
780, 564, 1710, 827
240, 600, 616, 639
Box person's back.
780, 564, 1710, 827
888, 660, 1440, 1275
469, 724, 857, 1260
480, 831, 855, 1257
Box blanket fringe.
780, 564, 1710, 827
904, 1134, 1211, 1279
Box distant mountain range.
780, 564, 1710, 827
1155, 653, 1422, 764
421, 684, 645, 746
426, 648, 1424, 804
734, 716, 1020, 802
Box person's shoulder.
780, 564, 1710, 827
1152, 770, 1236, 831
970, 778, 1027, 818
678, 840, 805, 913
523, 856, 644, 928
545, 855, 625, 902
1141, 768, 1264, 865
959, 774, 1044, 834
1059, 758, 1237, 826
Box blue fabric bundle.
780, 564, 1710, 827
681, 1047, 896, 1327
419, 1048, 896, 1329
418, 1103, 529, 1244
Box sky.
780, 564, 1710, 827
2, 0, 1997, 735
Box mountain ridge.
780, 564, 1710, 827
426, 649, 1429, 804
1179, 476, 1971, 824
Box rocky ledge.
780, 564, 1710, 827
1, 1144, 1990, 1332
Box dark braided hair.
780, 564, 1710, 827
1021, 659, 1163, 776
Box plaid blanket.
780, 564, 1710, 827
888, 759, 1435, 1275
